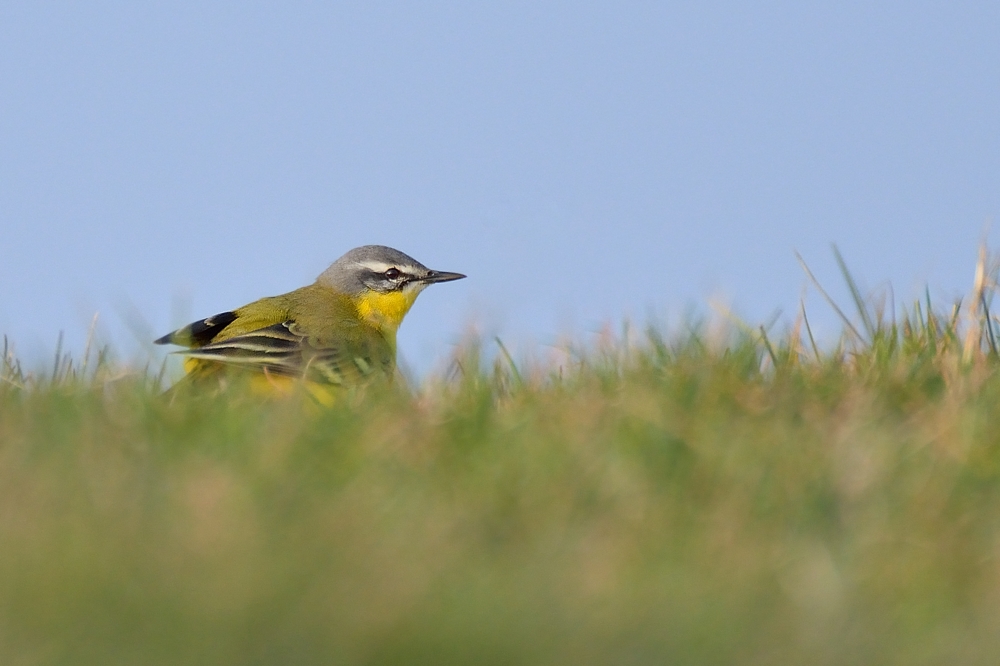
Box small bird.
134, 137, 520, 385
155, 245, 465, 393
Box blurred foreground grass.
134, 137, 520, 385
3, 250, 1000, 665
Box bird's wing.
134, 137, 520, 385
154, 294, 294, 348
178, 321, 392, 386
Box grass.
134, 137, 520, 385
2, 247, 1000, 664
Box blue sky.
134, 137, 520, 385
2, 2, 998, 374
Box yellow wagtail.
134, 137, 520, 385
155, 245, 465, 392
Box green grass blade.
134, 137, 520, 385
832, 244, 876, 342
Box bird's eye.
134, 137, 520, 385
384, 268, 401, 280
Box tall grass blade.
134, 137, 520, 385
795, 251, 865, 344
800, 301, 821, 362
759, 325, 778, 368
494, 336, 524, 387
981, 292, 998, 356
832, 244, 876, 341
51, 331, 64, 383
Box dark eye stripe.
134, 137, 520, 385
384, 268, 401, 279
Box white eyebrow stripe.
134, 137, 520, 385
357, 260, 421, 275
357, 260, 395, 272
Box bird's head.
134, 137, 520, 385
317, 245, 466, 334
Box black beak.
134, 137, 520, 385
421, 270, 466, 284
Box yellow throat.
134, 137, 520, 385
355, 289, 420, 344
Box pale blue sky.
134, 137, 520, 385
2, 2, 998, 373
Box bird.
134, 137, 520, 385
154, 245, 465, 396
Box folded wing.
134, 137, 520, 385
179, 321, 392, 386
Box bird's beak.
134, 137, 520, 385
420, 270, 466, 284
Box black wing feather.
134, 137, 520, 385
154, 311, 239, 346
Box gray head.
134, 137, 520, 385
317, 245, 466, 296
